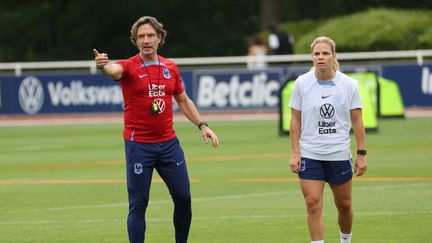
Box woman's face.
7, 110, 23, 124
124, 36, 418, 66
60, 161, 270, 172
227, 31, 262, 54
311, 42, 334, 72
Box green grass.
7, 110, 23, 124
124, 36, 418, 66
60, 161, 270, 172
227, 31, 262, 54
0, 117, 431, 242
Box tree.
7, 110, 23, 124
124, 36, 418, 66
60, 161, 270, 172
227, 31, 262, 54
0, 0, 261, 61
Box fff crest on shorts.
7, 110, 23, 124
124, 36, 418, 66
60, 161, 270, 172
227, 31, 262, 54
134, 163, 143, 175
163, 67, 170, 79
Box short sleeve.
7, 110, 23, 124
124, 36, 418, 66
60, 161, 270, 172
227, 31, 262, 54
172, 64, 184, 95
350, 83, 362, 110
116, 59, 129, 81
289, 79, 302, 111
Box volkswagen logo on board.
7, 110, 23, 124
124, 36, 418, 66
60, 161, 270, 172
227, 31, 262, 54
18, 76, 44, 115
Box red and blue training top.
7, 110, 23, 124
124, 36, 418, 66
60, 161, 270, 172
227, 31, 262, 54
116, 55, 184, 143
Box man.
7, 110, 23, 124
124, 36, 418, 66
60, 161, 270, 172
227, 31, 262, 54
93, 16, 219, 243
268, 23, 295, 55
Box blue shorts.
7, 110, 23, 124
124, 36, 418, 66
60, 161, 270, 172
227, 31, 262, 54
299, 157, 353, 184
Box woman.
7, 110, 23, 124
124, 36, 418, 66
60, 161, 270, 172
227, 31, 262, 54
247, 36, 268, 69
289, 36, 367, 243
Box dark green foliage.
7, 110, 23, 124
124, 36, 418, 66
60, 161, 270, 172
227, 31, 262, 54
1, 1, 432, 61
293, 9, 432, 53
0, 0, 261, 61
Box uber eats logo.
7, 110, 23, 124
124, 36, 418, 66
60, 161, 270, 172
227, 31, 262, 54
318, 103, 336, 134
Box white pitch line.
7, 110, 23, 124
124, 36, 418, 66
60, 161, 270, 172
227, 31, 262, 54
0, 211, 431, 225
356, 211, 432, 216
0, 144, 70, 152
354, 182, 432, 190
1, 182, 430, 214
8, 190, 300, 213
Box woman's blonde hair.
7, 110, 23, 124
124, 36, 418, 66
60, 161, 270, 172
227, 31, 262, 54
310, 36, 340, 71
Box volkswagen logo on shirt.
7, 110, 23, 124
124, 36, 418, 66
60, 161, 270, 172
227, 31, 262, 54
18, 76, 44, 115
320, 103, 335, 119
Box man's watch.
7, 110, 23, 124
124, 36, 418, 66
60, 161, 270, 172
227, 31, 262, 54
357, 149, 367, 155
198, 121, 208, 130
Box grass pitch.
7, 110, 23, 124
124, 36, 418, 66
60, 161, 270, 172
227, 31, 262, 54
0, 117, 431, 242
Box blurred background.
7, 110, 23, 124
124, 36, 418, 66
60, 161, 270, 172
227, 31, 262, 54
1, 0, 432, 61
0, 0, 432, 119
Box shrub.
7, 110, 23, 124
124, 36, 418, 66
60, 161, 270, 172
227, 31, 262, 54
292, 8, 432, 53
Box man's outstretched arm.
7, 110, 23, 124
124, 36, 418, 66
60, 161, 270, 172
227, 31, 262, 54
93, 49, 123, 80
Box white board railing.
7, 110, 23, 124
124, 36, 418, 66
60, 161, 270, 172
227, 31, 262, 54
1, 50, 432, 76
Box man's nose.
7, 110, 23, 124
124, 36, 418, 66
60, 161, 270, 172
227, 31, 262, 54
142, 36, 150, 43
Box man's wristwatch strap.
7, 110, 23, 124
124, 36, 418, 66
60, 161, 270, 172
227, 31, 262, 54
198, 121, 208, 130
357, 149, 367, 155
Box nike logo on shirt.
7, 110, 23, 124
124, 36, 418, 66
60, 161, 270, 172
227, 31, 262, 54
138, 74, 148, 78
322, 95, 331, 99
176, 160, 185, 166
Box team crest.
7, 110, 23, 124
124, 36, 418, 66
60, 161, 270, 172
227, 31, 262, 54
163, 67, 170, 79
300, 160, 306, 172
134, 163, 143, 175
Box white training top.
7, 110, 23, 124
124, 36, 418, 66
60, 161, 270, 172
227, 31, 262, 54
289, 70, 362, 161
268, 33, 279, 49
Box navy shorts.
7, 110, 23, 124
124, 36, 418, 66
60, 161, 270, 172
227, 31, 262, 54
299, 157, 353, 184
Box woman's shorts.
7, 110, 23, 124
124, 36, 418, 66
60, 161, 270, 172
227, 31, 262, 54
299, 157, 353, 184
